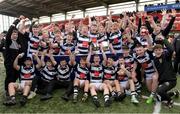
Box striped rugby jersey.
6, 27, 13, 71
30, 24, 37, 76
56, 64, 72, 81
75, 64, 89, 80
103, 64, 117, 80
20, 65, 35, 81
77, 34, 91, 55
134, 51, 156, 76
40, 65, 57, 82
60, 42, 75, 55
27, 32, 41, 56
89, 64, 104, 83
109, 30, 122, 52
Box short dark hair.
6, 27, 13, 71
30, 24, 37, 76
122, 45, 129, 50
135, 44, 143, 48
80, 56, 87, 61
153, 44, 163, 50
67, 32, 73, 36
12, 29, 18, 33
32, 24, 39, 28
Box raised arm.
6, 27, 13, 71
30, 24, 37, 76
100, 44, 107, 65
13, 53, 24, 71
69, 52, 76, 66
48, 50, 57, 66
6, 16, 22, 43
32, 52, 41, 69
164, 38, 174, 59
120, 64, 131, 78
86, 45, 92, 67
41, 50, 46, 67
162, 9, 176, 37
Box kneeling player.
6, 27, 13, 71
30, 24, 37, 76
117, 57, 139, 104
73, 57, 90, 103
86, 48, 111, 107
3, 53, 41, 106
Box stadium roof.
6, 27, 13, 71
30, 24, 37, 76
0, 0, 137, 18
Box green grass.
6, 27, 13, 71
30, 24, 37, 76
0, 64, 180, 113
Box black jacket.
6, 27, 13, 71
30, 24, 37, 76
173, 35, 180, 56
154, 39, 177, 84
4, 19, 22, 67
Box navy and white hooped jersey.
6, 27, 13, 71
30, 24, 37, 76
98, 33, 108, 44
124, 55, 135, 71
75, 64, 89, 80
103, 64, 117, 80
27, 32, 40, 56
89, 32, 99, 43
136, 36, 148, 47
109, 31, 122, 52
60, 42, 75, 55
56, 64, 72, 81
77, 34, 91, 55
20, 65, 35, 81
89, 64, 104, 83
134, 51, 156, 76
40, 66, 57, 82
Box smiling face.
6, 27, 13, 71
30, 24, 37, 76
140, 28, 148, 37
46, 60, 53, 68
11, 31, 18, 41
80, 58, 86, 68
90, 24, 98, 33
118, 57, 125, 65
93, 55, 100, 65
60, 60, 67, 68
81, 25, 88, 36
98, 25, 105, 34
32, 26, 39, 35
135, 46, 145, 56
24, 59, 33, 67
111, 22, 119, 32
153, 44, 163, 58
107, 58, 114, 67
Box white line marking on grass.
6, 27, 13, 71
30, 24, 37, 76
152, 101, 162, 114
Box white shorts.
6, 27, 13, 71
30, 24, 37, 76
90, 83, 104, 91
120, 80, 128, 89
79, 80, 86, 87
17, 80, 32, 90
145, 72, 156, 80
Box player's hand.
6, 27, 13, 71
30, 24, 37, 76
161, 9, 167, 15
18, 53, 24, 58
120, 64, 126, 70
171, 9, 176, 17
110, 11, 114, 15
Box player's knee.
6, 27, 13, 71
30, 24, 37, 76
8, 82, 15, 88
25, 82, 32, 86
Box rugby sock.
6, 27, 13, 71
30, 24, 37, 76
74, 85, 78, 95
135, 81, 141, 92
104, 94, 109, 102
84, 92, 88, 96
150, 92, 155, 98
131, 91, 137, 96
